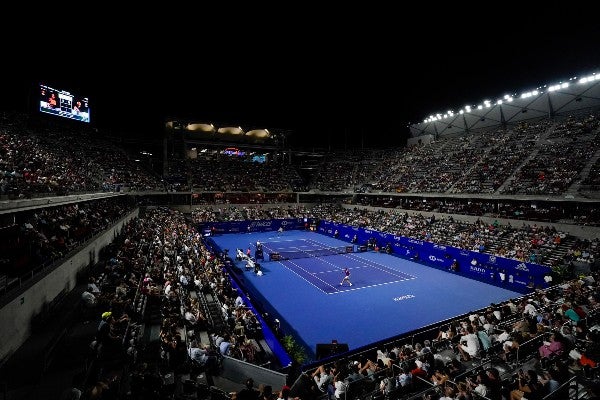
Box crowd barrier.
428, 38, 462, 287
318, 220, 552, 294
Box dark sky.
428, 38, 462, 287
4, 6, 600, 149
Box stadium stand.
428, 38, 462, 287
3, 77, 600, 400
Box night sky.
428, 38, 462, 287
3, 7, 599, 149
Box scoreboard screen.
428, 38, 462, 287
39, 84, 90, 123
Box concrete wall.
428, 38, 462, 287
221, 356, 287, 388
0, 192, 125, 214
0, 208, 139, 363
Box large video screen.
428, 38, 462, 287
39, 84, 90, 123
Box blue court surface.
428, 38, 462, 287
210, 230, 521, 358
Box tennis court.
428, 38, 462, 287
260, 238, 416, 294
210, 230, 521, 359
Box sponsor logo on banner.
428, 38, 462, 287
489, 255, 496, 264
352, 227, 359, 231
327, 229, 332, 234
515, 280, 527, 286
364, 230, 372, 234
408, 239, 424, 246
344, 234, 350, 239
405, 250, 411, 255
393, 294, 415, 301
470, 266, 487, 274
515, 263, 529, 272
249, 221, 273, 228
460, 251, 470, 256
280, 220, 290, 226
428, 255, 444, 263
394, 236, 403, 242
433, 244, 447, 250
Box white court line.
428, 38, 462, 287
329, 279, 410, 295
279, 258, 339, 294
304, 237, 416, 280
262, 243, 337, 294
341, 252, 417, 280
265, 241, 413, 294
314, 265, 372, 274
286, 246, 414, 286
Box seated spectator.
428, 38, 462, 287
81, 291, 97, 308
510, 369, 541, 400
87, 277, 101, 294
188, 340, 209, 365
539, 332, 564, 359
219, 333, 233, 356
396, 365, 412, 388
457, 325, 480, 361
311, 365, 333, 394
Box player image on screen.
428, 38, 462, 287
47, 92, 57, 109
72, 100, 81, 115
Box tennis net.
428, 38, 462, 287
268, 245, 354, 261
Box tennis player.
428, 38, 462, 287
340, 267, 352, 286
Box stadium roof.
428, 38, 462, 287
410, 72, 600, 137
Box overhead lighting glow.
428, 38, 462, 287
417, 71, 597, 126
